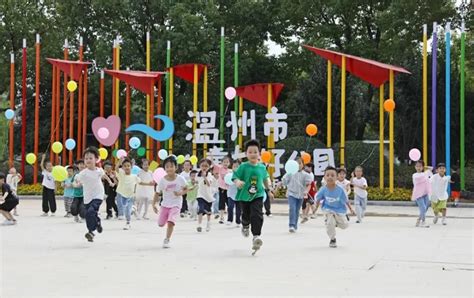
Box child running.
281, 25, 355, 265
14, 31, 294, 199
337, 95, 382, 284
430, 163, 450, 225
186, 170, 199, 220
214, 156, 232, 224
450, 166, 461, 207
232, 139, 274, 255
136, 159, 155, 220
196, 159, 217, 232
0, 172, 19, 225
227, 160, 242, 227
411, 160, 432, 228
282, 156, 312, 233
6, 167, 22, 216
179, 160, 193, 217
115, 157, 141, 230
152, 156, 188, 248
351, 166, 368, 223
315, 166, 351, 248
336, 167, 356, 221
72, 160, 86, 223
40, 154, 56, 216
74, 147, 113, 242
301, 162, 317, 222
62, 166, 75, 218
103, 161, 118, 219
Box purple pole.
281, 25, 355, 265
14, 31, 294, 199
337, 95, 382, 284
431, 22, 437, 167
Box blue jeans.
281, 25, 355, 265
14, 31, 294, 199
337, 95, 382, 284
288, 195, 304, 229
416, 195, 430, 221
116, 194, 124, 217
212, 193, 219, 214
118, 193, 133, 222
227, 198, 241, 224
85, 199, 102, 233
354, 195, 367, 221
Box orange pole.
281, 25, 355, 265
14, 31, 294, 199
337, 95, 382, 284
125, 81, 130, 151
9, 54, 15, 168
112, 40, 116, 116
157, 78, 162, 151
69, 64, 74, 165
150, 82, 155, 157
56, 66, 61, 165
62, 41, 69, 165
50, 65, 55, 161
83, 70, 88, 153
34, 34, 40, 183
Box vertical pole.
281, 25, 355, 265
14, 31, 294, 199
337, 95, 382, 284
238, 97, 243, 148
267, 84, 274, 178
146, 31, 151, 159
389, 70, 394, 193
157, 78, 162, 151
203, 66, 208, 158
34, 34, 40, 183
99, 70, 104, 148
165, 40, 171, 150
327, 60, 332, 147
125, 69, 131, 151
83, 69, 88, 153
193, 64, 198, 157
50, 65, 55, 161
112, 39, 116, 117
219, 27, 225, 145
9, 53, 15, 168
379, 84, 384, 189
422, 24, 428, 166
69, 64, 74, 165
460, 21, 465, 190
77, 36, 83, 158
115, 36, 120, 149
445, 22, 451, 182
150, 80, 155, 158
21, 39, 27, 178
55, 64, 60, 165
340, 56, 346, 167
234, 43, 239, 114
169, 67, 174, 154
431, 22, 438, 167
62, 39, 69, 165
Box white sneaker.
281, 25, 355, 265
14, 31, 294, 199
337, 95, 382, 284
442, 218, 447, 225
41, 212, 48, 217
420, 220, 430, 228
289, 227, 296, 233
50, 213, 55, 217
123, 223, 131, 230
74, 216, 79, 223
118, 216, 124, 220
301, 217, 309, 224
2, 220, 14, 225
433, 215, 439, 224
13, 211, 19, 216
136, 216, 141, 221
226, 221, 232, 226
163, 238, 170, 248
415, 219, 420, 227
206, 223, 211, 232
236, 223, 241, 228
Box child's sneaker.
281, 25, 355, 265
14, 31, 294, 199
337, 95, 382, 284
218, 220, 224, 224
41, 212, 48, 217
329, 238, 337, 248
235, 223, 241, 228
197, 226, 202, 232
226, 221, 232, 226
241, 225, 250, 237
106, 215, 113, 220
163, 238, 170, 248
206, 222, 211, 232
50, 213, 55, 217
310, 214, 316, 219
301, 217, 309, 224
143, 216, 149, 220
180, 213, 185, 218
214, 214, 220, 219
13, 210, 19, 216
442, 217, 447, 225
433, 215, 439, 224
123, 223, 131, 230
97, 224, 103, 233
289, 227, 296, 233
118, 215, 124, 220
85, 232, 94, 242
252, 236, 263, 252
2, 220, 14, 226
419, 221, 430, 228
415, 219, 420, 227
266, 214, 273, 217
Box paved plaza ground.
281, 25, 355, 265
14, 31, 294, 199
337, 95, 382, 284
1, 200, 473, 297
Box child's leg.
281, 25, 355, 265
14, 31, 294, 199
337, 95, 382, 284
240, 201, 251, 229
105, 195, 113, 217
218, 189, 227, 221
198, 213, 203, 225
206, 214, 211, 223
143, 197, 149, 217
249, 198, 264, 236
431, 201, 439, 216
123, 197, 132, 223
116, 194, 124, 217
49, 190, 57, 214
67, 198, 73, 214
325, 213, 337, 240
227, 198, 234, 223
423, 196, 430, 220
166, 222, 175, 239
288, 196, 296, 228
42, 187, 50, 213
85, 199, 101, 233
334, 213, 349, 230
355, 195, 363, 222
0, 210, 12, 220
79, 198, 86, 219
236, 201, 242, 225
71, 198, 79, 217
135, 197, 143, 217
361, 197, 367, 218
264, 191, 271, 216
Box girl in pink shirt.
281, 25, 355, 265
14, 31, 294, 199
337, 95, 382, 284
411, 160, 432, 227
214, 156, 232, 224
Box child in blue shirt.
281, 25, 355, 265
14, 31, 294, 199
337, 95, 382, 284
315, 166, 354, 248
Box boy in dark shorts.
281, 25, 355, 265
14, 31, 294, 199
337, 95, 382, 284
0, 172, 19, 225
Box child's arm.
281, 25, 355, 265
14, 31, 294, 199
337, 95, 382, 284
152, 191, 161, 214
40, 154, 46, 171
17, 173, 23, 182
102, 174, 113, 186
264, 177, 274, 200
346, 201, 355, 215
114, 159, 122, 175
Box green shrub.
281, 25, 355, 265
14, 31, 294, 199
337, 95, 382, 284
17, 183, 64, 196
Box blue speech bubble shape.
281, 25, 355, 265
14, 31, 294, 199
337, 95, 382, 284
125, 115, 174, 142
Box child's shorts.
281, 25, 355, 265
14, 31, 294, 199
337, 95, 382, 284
0, 198, 19, 212
197, 198, 212, 215
431, 200, 447, 213
451, 191, 460, 199
158, 206, 180, 226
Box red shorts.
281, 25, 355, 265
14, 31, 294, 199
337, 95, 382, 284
451, 191, 460, 199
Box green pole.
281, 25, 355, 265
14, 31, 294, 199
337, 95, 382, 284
234, 43, 239, 115
165, 40, 171, 150
460, 21, 465, 189
220, 27, 225, 145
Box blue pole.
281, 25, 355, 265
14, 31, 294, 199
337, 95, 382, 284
445, 22, 451, 189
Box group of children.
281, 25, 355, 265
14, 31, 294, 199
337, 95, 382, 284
0, 138, 462, 252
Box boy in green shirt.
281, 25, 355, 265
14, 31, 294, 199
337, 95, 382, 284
232, 139, 274, 255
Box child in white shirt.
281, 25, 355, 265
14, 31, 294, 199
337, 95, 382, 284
6, 167, 22, 216
136, 159, 155, 220
350, 166, 368, 223
196, 159, 218, 232
430, 163, 450, 225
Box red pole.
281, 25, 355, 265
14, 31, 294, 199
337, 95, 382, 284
69, 64, 74, 165
62, 40, 69, 165
34, 34, 40, 184
77, 37, 83, 159
21, 39, 27, 178
55, 65, 61, 165
112, 40, 116, 116
125, 80, 130, 151
50, 66, 56, 161
83, 70, 88, 152
9, 53, 15, 169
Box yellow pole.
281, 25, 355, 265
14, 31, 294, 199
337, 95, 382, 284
389, 70, 394, 193
203, 66, 208, 158
422, 24, 428, 166
379, 84, 384, 189
267, 84, 274, 177
114, 37, 120, 149
340, 56, 346, 167
146, 31, 151, 160
169, 67, 174, 154
327, 60, 332, 147
193, 64, 198, 157
238, 96, 243, 148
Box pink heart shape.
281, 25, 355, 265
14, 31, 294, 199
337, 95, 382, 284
92, 116, 121, 147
